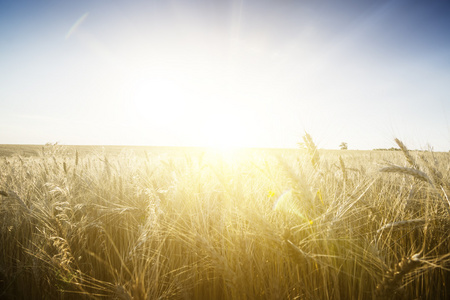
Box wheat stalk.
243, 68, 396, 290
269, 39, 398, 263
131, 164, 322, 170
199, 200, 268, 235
339, 156, 347, 182
377, 219, 426, 234
420, 154, 444, 187
380, 160, 450, 215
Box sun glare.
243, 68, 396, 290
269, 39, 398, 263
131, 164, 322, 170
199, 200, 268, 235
127, 62, 260, 149
200, 111, 251, 150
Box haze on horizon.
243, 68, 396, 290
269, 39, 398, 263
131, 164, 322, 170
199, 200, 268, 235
1, 0, 450, 151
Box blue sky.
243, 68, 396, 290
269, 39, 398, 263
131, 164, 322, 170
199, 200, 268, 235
1, 0, 450, 150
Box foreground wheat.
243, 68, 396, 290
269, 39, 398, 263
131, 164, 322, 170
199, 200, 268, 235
0, 141, 449, 299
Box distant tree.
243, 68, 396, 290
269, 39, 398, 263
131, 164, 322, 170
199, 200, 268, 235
339, 142, 348, 150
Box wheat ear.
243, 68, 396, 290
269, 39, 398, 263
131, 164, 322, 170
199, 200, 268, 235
379, 165, 432, 184
303, 132, 320, 169
376, 254, 422, 299
394, 138, 417, 168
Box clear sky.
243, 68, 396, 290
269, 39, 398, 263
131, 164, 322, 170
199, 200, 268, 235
1, 0, 450, 150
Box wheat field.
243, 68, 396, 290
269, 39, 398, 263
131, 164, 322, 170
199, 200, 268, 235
1, 137, 450, 299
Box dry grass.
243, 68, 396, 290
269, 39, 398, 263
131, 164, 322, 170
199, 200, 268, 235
1, 139, 450, 299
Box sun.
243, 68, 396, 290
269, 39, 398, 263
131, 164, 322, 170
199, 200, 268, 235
199, 109, 253, 150
127, 72, 258, 149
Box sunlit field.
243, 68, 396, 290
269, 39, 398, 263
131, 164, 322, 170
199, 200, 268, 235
1, 136, 450, 299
